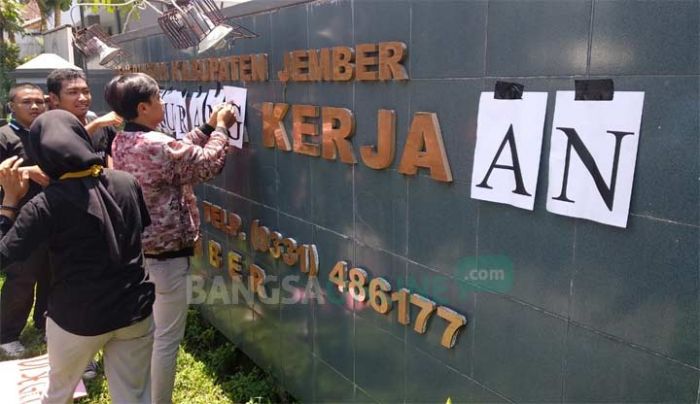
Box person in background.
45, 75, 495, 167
0, 83, 51, 357
0, 110, 155, 403
46, 69, 122, 167
105, 72, 235, 403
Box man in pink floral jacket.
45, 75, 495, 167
105, 73, 237, 403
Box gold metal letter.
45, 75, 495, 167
217, 57, 231, 81
321, 107, 356, 164
210, 204, 224, 231
262, 103, 291, 151
291, 50, 309, 82
308, 48, 332, 82
252, 54, 269, 81
202, 201, 212, 223
228, 251, 243, 281
269, 231, 283, 259
360, 109, 395, 169
355, 43, 378, 81
208, 240, 222, 268
282, 238, 299, 266
224, 212, 242, 236
292, 105, 320, 157
240, 55, 253, 81
379, 41, 408, 81
208, 58, 219, 82
332, 46, 354, 81
437, 306, 467, 349
299, 244, 319, 277
230, 56, 240, 81
398, 112, 453, 182
249, 264, 267, 299
278, 52, 291, 82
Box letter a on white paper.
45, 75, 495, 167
470, 92, 548, 210
188, 90, 208, 129
546, 91, 644, 228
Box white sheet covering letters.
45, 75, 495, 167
470, 92, 548, 210
546, 91, 645, 228
222, 85, 247, 149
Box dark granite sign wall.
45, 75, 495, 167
89, 0, 700, 402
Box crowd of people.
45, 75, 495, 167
0, 70, 237, 403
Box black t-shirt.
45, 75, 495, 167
90, 127, 117, 163
85, 113, 117, 163
0, 169, 154, 336
0, 122, 42, 205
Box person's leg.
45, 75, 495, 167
41, 317, 109, 404
0, 259, 35, 346
146, 257, 189, 404
102, 315, 154, 404
31, 246, 51, 332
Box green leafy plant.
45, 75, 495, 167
0, 42, 20, 106
35, 0, 71, 29
0, 0, 24, 40
0, 0, 25, 111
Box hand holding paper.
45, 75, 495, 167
216, 104, 238, 128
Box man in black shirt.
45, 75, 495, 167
46, 69, 123, 379
0, 83, 51, 357
46, 69, 121, 166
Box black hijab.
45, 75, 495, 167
29, 110, 126, 264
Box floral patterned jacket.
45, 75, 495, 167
112, 122, 228, 255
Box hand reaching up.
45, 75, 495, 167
0, 156, 29, 206
216, 104, 239, 128
207, 103, 226, 128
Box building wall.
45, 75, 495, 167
95, 0, 700, 402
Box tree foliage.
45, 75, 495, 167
0, 43, 21, 121
36, 0, 72, 29
0, 0, 24, 111
0, 0, 24, 40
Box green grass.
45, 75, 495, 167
0, 275, 293, 403
84, 308, 292, 403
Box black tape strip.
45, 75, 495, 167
575, 79, 614, 101
494, 81, 524, 100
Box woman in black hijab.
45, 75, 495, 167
0, 110, 154, 403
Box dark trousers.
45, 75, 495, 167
0, 245, 50, 343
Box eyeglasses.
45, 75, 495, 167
12, 100, 46, 108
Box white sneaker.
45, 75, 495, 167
0, 341, 26, 357
83, 359, 98, 380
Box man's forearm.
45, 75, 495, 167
84, 120, 100, 135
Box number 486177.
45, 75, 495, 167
328, 261, 467, 349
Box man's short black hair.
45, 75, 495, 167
46, 69, 86, 96
9, 83, 43, 101
104, 73, 160, 121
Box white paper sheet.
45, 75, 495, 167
546, 91, 644, 228
188, 90, 208, 129
204, 88, 226, 120
168, 90, 189, 139
470, 92, 548, 210
160, 89, 178, 137
222, 85, 247, 149
0, 354, 87, 403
